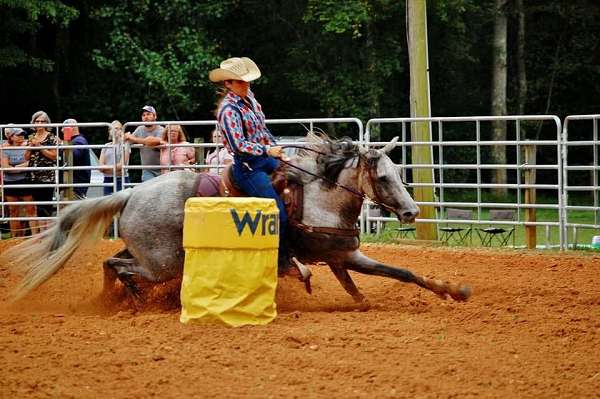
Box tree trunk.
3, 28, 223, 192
516, 0, 527, 117
53, 27, 69, 119
490, 0, 508, 197
365, 20, 381, 140
326, 108, 337, 137
535, 34, 562, 140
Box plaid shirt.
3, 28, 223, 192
217, 90, 276, 157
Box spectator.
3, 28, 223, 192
26, 110, 59, 232
62, 118, 90, 200
159, 124, 195, 174
124, 105, 164, 182
1, 127, 36, 237
99, 120, 131, 195
205, 128, 233, 175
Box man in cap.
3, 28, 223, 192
62, 118, 90, 200
124, 105, 164, 182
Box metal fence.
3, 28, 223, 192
1, 122, 112, 236
2, 115, 600, 250
562, 115, 600, 246
363, 115, 565, 248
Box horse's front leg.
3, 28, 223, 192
344, 250, 471, 301
329, 264, 370, 309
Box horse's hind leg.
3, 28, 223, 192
102, 248, 146, 301
329, 264, 369, 309
102, 248, 132, 298
344, 251, 471, 301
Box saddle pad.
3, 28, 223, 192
193, 173, 222, 197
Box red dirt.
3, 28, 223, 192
1, 239, 600, 398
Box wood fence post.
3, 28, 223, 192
524, 144, 536, 249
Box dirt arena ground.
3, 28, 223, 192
1, 239, 599, 398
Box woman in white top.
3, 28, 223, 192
205, 129, 233, 175
99, 120, 131, 195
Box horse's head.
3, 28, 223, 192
289, 132, 419, 225
359, 137, 420, 223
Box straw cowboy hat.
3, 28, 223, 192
209, 57, 261, 82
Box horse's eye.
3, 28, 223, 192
379, 175, 389, 183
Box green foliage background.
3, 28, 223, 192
1, 0, 599, 146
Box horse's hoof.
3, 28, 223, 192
355, 298, 371, 311
450, 284, 472, 301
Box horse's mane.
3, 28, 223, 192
288, 132, 361, 187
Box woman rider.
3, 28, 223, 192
209, 57, 308, 280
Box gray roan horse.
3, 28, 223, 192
3, 133, 471, 306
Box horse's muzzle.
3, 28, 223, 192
399, 208, 419, 223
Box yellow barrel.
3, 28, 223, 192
180, 197, 279, 326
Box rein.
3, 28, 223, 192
280, 145, 328, 156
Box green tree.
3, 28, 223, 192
298, 0, 407, 123
90, 1, 233, 117
0, 0, 78, 71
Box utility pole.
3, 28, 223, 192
407, 0, 437, 241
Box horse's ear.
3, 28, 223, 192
381, 137, 399, 154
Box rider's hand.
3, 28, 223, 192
267, 146, 283, 158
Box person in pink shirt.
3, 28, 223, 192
159, 124, 195, 174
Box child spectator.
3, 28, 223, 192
205, 128, 233, 175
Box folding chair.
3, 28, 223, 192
439, 208, 473, 246
395, 224, 416, 239
477, 209, 516, 247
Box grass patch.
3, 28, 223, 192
362, 196, 600, 251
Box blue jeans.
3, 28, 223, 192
233, 155, 289, 271
104, 176, 130, 196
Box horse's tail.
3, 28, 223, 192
1, 189, 133, 300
